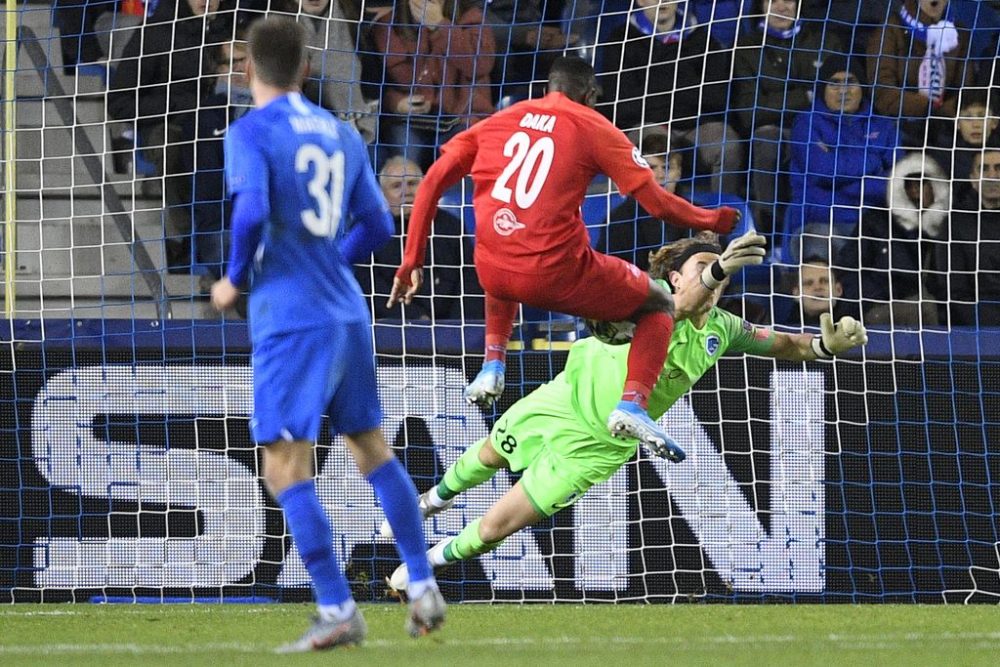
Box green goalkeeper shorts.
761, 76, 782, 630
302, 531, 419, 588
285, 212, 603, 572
488, 379, 636, 517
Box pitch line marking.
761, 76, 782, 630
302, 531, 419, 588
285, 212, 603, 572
1, 631, 999, 655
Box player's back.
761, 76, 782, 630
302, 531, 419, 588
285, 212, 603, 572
464, 93, 615, 273
230, 93, 371, 338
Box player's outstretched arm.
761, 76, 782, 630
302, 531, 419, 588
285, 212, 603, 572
389, 149, 472, 307
631, 179, 742, 235
593, 119, 741, 234
763, 313, 869, 362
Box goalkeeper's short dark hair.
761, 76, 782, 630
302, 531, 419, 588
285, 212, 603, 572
247, 16, 306, 89
547, 57, 598, 100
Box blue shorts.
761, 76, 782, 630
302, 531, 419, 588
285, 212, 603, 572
250, 322, 382, 444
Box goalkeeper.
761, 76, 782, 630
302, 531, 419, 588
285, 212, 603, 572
383, 231, 868, 589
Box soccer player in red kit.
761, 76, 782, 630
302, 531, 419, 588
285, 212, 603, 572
388, 57, 742, 458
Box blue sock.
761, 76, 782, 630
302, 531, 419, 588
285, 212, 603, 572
277, 480, 353, 607
367, 458, 433, 583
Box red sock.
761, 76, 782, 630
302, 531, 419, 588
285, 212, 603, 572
623, 311, 674, 410
485, 335, 508, 364
485, 296, 518, 365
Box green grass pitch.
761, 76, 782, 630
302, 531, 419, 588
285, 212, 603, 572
2, 603, 998, 666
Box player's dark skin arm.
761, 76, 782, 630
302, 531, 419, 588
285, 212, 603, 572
389, 149, 472, 306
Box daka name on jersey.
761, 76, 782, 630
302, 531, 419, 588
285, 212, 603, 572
519, 112, 557, 133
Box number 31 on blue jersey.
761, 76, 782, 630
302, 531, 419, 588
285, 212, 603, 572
296, 144, 345, 238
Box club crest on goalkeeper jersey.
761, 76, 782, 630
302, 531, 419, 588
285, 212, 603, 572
224, 92, 382, 339
557, 307, 775, 446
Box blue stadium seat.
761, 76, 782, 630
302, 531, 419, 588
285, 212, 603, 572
582, 189, 627, 245
438, 185, 476, 237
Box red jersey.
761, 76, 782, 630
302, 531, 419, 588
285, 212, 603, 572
399, 92, 735, 278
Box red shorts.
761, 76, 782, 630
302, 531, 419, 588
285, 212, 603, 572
477, 248, 650, 321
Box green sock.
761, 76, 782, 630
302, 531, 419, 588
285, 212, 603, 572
442, 519, 504, 562
437, 439, 498, 500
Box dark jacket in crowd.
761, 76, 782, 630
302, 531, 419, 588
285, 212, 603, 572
597, 19, 731, 133
836, 152, 950, 308
938, 191, 1000, 327
732, 21, 839, 133
355, 211, 483, 321
866, 0, 973, 121
107, 0, 227, 134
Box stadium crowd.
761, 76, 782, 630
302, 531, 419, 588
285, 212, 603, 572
54, 0, 1000, 329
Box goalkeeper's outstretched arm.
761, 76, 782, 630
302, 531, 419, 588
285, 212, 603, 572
761, 313, 869, 362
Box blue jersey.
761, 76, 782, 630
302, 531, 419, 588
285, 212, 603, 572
224, 92, 390, 340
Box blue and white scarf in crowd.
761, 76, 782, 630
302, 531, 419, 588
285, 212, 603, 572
630, 2, 697, 45
898, 3, 960, 104
758, 18, 802, 41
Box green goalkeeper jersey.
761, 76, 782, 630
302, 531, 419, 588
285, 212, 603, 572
539, 307, 776, 450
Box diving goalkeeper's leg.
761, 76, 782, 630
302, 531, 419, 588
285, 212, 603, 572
388, 481, 543, 592
380, 437, 506, 538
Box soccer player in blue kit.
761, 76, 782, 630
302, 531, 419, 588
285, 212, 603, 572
210, 17, 445, 652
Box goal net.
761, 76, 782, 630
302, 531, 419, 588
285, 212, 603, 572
1, 0, 999, 604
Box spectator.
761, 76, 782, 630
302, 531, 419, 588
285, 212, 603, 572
930, 88, 1000, 184
732, 0, 842, 233
781, 256, 858, 328
686, 0, 753, 48
836, 152, 949, 327
799, 0, 890, 54
108, 0, 227, 271
182, 35, 254, 283
866, 0, 974, 146
783, 54, 899, 263
371, 0, 496, 170
599, 133, 688, 272
355, 156, 483, 320
597, 0, 744, 196
939, 149, 1000, 326
486, 0, 578, 101
272, 0, 376, 142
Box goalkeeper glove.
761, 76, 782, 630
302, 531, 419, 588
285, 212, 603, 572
811, 313, 868, 358
700, 230, 767, 290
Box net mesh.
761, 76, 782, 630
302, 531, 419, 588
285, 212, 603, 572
1, 0, 999, 603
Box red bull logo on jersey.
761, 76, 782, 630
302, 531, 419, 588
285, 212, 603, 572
519, 112, 557, 133
493, 208, 526, 236
632, 146, 650, 169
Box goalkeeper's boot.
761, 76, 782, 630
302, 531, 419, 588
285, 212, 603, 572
464, 360, 506, 408
406, 585, 447, 638
379, 489, 456, 539
275, 609, 367, 653
607, 401, 686, 463
387, 539, 452, 594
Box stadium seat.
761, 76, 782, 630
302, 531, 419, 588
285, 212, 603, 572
581, 190, 627, 245
438, 183, 476, 237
